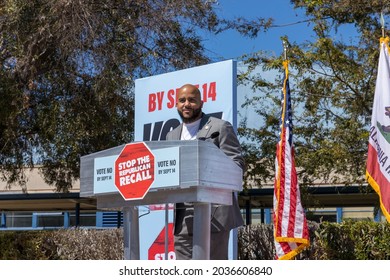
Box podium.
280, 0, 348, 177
80, 140, 243, 260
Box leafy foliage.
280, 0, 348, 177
0, 0, 219, 191
238, 220, 390, 260
238, 222, 275, 260
235, 1, 390, 201
314, 220, 390, 259
2, 0, 389, 198
50, 228, 123, 260
0, 228, 124, 260
0, 230, 50, 259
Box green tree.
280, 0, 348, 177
0, 0, 218, 192
235, 0, 388, 199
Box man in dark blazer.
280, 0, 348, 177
166, 83, 245, 260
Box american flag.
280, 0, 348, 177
273, 60, 310, 260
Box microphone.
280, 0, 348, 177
198, 131, 220, 141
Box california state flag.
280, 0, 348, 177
366, 37, 390, 222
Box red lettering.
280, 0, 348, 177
156, 91, 164, 111
148, 94, 157, 112
202, 82, 217, 102
167, 89, 175, 109
208, 81, 217, 101
149, 83, 216, 112
148, 92, 164, 112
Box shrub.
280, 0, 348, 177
0, 231, 50, 259
50, 228, 123, 260
314, 220, 390, 260
1, 220, 389, 259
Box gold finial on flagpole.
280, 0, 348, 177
283, 40, 288, 61
381, 12, 385, 38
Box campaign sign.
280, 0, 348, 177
93, 145, 180, 196
134, 59, 237, 141
114, 142, 155, 200
148, 223, 175, 260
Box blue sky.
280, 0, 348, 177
198, 1, 320, 130
203, 0, 313, 61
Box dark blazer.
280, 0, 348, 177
166, 113, 245, 235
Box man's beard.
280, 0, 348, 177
178, 108, 202, 124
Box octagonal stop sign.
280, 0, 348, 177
114, 142, 155, 200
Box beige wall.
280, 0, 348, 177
0, 167, 80, 194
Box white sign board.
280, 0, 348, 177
135, 60, 237, 141
133, 60, 237, 260
93, 146, 180, 195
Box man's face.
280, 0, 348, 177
176, 86, 203, 123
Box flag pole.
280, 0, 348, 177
277, 40, 290, 200
274, 39, 310, 260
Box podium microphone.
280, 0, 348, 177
198, 131, 220, 141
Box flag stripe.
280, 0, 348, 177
367, 143, 390, 221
